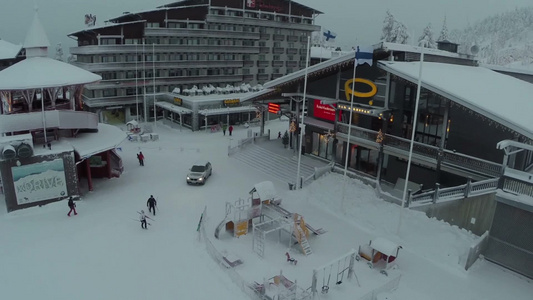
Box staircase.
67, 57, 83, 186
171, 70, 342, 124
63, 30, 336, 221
253, 228, 265, 257
231, 144, 316, 186
295, 225, 313, 256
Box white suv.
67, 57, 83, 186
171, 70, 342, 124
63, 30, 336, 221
186, 161, 212, 185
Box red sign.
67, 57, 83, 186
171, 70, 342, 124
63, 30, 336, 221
314, 99, 336, 121
268, 102, 280, 114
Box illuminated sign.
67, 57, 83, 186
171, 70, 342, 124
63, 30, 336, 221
344, 78, 377, 100
224, 99, 240, 107
314, 99, 336, 121
268, 102, 280, 114
174, 97, 182, 106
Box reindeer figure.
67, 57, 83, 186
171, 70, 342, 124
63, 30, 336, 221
285, 252, 297, 265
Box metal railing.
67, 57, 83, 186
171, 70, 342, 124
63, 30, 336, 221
336, 123, 503, 178
500, 176, 533, 198
409, 178, 499, 207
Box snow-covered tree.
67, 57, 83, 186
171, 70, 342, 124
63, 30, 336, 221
55, 43, 64, 61
418, 23, 436, 48
438, 17, 449, 41
381, 10, 396, 42
381, 10, 410, 44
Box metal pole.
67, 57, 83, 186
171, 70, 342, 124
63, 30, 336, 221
340, 52, 358, 211
153, 43, 156, 128
397, 48, 425, 235
295, 36, 310, 189
143, 41, 147, 123
41, 88, 47, 144
135, 42, 138, 122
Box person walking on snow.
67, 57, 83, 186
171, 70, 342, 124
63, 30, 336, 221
222, 123, 227, 136
138, 151, 145, 166
67, 197, 77, 217
229, 125, 233, 136
139, 210, 148, 229
147, 195, 157, 216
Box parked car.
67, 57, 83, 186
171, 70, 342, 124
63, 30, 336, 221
186, 161, 212, 185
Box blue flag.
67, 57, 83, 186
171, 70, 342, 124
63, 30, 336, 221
355, 46, 373, 66
323, 29, 337, 42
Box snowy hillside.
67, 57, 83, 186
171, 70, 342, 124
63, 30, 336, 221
450, 7, 533, 70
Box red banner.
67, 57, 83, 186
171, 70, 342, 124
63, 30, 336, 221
314, 99, 336, 121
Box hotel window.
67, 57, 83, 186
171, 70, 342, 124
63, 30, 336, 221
258, 69, 265, 74
243, 40, 254, 46
243, 54, 251, 61
146, 22, 160, 28
273, 68, 280, 74
224, 54, 234, 60
259, 55, 266, 61
103, 89, 117, 97
259, 41, 266, 47
101, 72, 117, 80
274, 42, 281, 48
100, 38, 116, 45
126, 88, 136, 95
287, 68, 293, 73
273, 55, 280, 61
274, 28, 282, 34
288, 43, 294, 48
287, 55, 294, 60
243, 69, 250, 75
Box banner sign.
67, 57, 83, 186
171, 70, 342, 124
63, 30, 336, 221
12, 159, 67, 205
314, 99, 336, 121
224, 99, 240, 107
174, 97, 182, 106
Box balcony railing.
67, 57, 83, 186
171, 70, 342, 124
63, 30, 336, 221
144, 28, 260, 39
72, 60, 243, 72
70, 44, 259, 55
257, 61, 269, 67
287, 35, 299, 42
286, 61, 297, 67
273, 47, 284, 54
273, 34, 285, 41
243, 60, 254, 67
260, 33, 271, 40
257, 74, 269, 81
272, 61, 283, 67
286, 48, 298, 55
336, 123, 503, 178
259, 47, 270, 54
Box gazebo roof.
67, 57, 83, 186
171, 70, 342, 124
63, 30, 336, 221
0, 57, 101, 90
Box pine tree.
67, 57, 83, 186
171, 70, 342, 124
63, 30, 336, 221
55, 43, 64, 61
381, 10, 396, 42
418, 23, 436, 48
438, 17, 449, 41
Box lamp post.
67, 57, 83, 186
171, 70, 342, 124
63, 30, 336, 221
295, 36, 311, 189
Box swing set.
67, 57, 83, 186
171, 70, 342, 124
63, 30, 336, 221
311, 249, 360, 297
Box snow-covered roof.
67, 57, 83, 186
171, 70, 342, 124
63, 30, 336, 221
68, 20, 146, 37
171, 89, 273, 103
378, 61, 533, 140
370, 237, 401, 257
251, 181, 278, 201
0, 40, 23, 60
0, 57, 101, 90
23, 11, 50, 49
155, 102, 193, 114
62, 123, 127, 159
374, 42, 466, 59
303, 117, 334, 131
481, 63, 533, 76
264, 51, 355, 89
199, 106, 257, 116
310, 46, 351, 60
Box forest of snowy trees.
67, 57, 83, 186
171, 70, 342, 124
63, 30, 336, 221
380, 7, 533, 69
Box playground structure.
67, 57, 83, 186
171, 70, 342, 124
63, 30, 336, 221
311, 249, 359, 297
252, 270, 311, 300
215, 181, 325, 258
215, 181, 281, 239
356, 237, 402, 276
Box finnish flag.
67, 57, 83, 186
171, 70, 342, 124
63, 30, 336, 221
323, 29, 337, 42
355, 46, 373, 66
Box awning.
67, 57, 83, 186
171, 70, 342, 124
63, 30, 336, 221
199, 106, 257, 116
156, 102, 193, 114
62, 123, 127, 159
303, 117, 334, 131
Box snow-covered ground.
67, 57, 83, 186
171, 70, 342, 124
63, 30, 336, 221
1, 119, 532, 300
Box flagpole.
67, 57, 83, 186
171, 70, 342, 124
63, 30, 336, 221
153, 43, 156, 128
143, 41, 147, 123
340, 50, 358, 211
295, 35, 311, 189
135, 42, 139, 123
397, 47, 424, 235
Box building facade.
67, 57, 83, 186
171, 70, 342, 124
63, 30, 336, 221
68, 0, 321, 123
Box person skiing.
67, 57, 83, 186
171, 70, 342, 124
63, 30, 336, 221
139, 210, 148, 229
229, 125, 233, 136
138, 151, 145, 166
67, 197, 77, 217
147, 195, 157, 216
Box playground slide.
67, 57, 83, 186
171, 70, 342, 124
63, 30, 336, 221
214, 217, 229, 239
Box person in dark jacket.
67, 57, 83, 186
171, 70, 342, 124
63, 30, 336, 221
67, 197, 77, 217
147, 195, 157, 215
229, 125, 233, 136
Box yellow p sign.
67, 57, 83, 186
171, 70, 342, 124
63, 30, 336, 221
344, 78, 377, 101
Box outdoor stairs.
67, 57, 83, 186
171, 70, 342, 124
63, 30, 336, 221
231, 144, 316, 186
296, 225, 313, 256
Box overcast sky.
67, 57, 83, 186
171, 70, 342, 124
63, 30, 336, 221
1, 0, 531, 54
